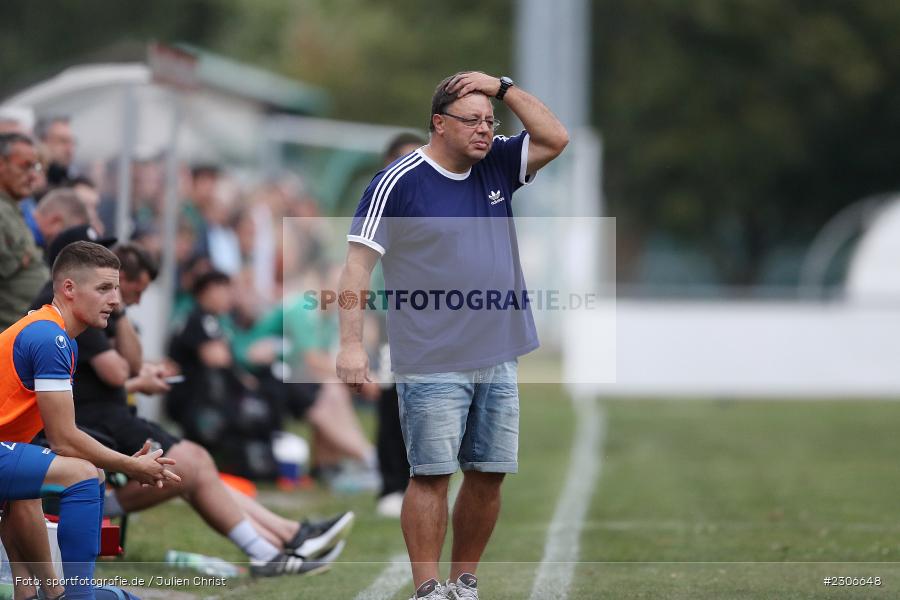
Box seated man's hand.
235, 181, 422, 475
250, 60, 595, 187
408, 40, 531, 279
158, 359, 181, 378
129, 441, 181, 487
129, 363, 171, 395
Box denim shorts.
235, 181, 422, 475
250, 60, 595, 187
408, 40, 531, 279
395, 360, 519, 476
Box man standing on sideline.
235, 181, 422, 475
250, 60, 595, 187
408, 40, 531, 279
0, 241, 179, 600
337, 72, 568, 599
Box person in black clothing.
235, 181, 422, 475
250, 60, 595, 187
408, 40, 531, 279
32, 240, 354, 576
166, 270, 280, 470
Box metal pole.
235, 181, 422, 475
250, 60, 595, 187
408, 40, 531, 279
514, 0, 593, 218
137, 91, 182, 421
515, 0, 590, 132
159, 92, 183, 338
115, 84, 138, 241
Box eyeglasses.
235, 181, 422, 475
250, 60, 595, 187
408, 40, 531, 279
441, 112, 501, 132
2, 158, 42, 174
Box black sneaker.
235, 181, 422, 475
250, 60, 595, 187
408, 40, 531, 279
285, 511, 355, 558
251, 540, 346, 577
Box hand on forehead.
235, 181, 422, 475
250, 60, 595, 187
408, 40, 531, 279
450, 92, 493, 116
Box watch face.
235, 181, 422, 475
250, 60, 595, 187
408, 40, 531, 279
501, 76, 513, 86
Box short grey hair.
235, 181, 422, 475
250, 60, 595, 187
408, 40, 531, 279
36, 187, 89, 224
0, 132, 34, 158
34, 115, 70, 141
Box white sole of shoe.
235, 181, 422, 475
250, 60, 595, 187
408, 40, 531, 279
302, 539, 347, 576
294, 512, 355, 558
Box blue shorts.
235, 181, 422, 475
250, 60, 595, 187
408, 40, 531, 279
395, 360, 519, 477
0, 441, 56, 501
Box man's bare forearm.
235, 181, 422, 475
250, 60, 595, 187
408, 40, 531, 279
114, 314, 143, 376
48, 427, 133, 474
338, 260, 370, 348
503, 86, 569, 154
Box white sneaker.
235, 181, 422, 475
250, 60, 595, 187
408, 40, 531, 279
328, 463, 382, 494
409, 578, 450, 599
447, 572, 479, 599
286, 511, 355, 558
376, 491, 404, 518
250, 541, 345, 577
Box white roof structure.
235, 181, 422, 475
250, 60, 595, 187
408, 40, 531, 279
846, 195, 900, 302
2, 63, 266, 163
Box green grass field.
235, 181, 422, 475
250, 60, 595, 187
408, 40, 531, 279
95, 391, 900, 599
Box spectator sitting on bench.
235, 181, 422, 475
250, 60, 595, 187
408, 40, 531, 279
231, 270, 381, 493
31, 240, 354, 577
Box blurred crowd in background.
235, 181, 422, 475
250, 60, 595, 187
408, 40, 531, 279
0, 107, 421, 516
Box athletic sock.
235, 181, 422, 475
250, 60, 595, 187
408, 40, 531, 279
57, 477, 102, 600
227, 519, 280, 562
97, 480, 106, 551
363, 448, 378, 471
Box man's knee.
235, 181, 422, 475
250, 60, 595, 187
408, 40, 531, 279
169, 440, 216, 478
409, 473, 452, 494
463, 470, 505, 493
47, 456, 99, 488
65, 457, 99, 483
464, 470, 505, 484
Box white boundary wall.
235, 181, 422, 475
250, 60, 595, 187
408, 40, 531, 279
566, 300, 900, 398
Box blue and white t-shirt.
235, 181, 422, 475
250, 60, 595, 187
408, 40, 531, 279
349, 131, 539, 374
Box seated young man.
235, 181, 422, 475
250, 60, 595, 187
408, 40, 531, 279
32, 241, 353, 577
1, 241, 179, 600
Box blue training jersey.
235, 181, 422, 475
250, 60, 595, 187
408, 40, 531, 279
13, 319, 78, 392
349, 131, 539, 374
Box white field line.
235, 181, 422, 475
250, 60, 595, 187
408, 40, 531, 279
353, 475, 463, 600
529, 395, 605, 600
355, 553, 412, 600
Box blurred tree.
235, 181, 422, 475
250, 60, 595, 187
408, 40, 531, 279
593, 0, 900, 285
6, 0, 900, 288
0, 0, 229, 95
212, 0, 513, 127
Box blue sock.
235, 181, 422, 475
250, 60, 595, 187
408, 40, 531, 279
98, 480, 106, 551
57, 477, 101, 600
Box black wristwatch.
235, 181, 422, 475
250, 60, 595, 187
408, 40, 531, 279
496, 76, 514, 101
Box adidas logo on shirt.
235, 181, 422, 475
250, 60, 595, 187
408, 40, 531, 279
489, 190, 505, 205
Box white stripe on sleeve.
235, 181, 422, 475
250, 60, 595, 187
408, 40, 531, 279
34, 378, 72, 392
347, 235, 386, 255
367, 157, 422, 240
519, 133, 536, 185
361, 153, 420, 240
